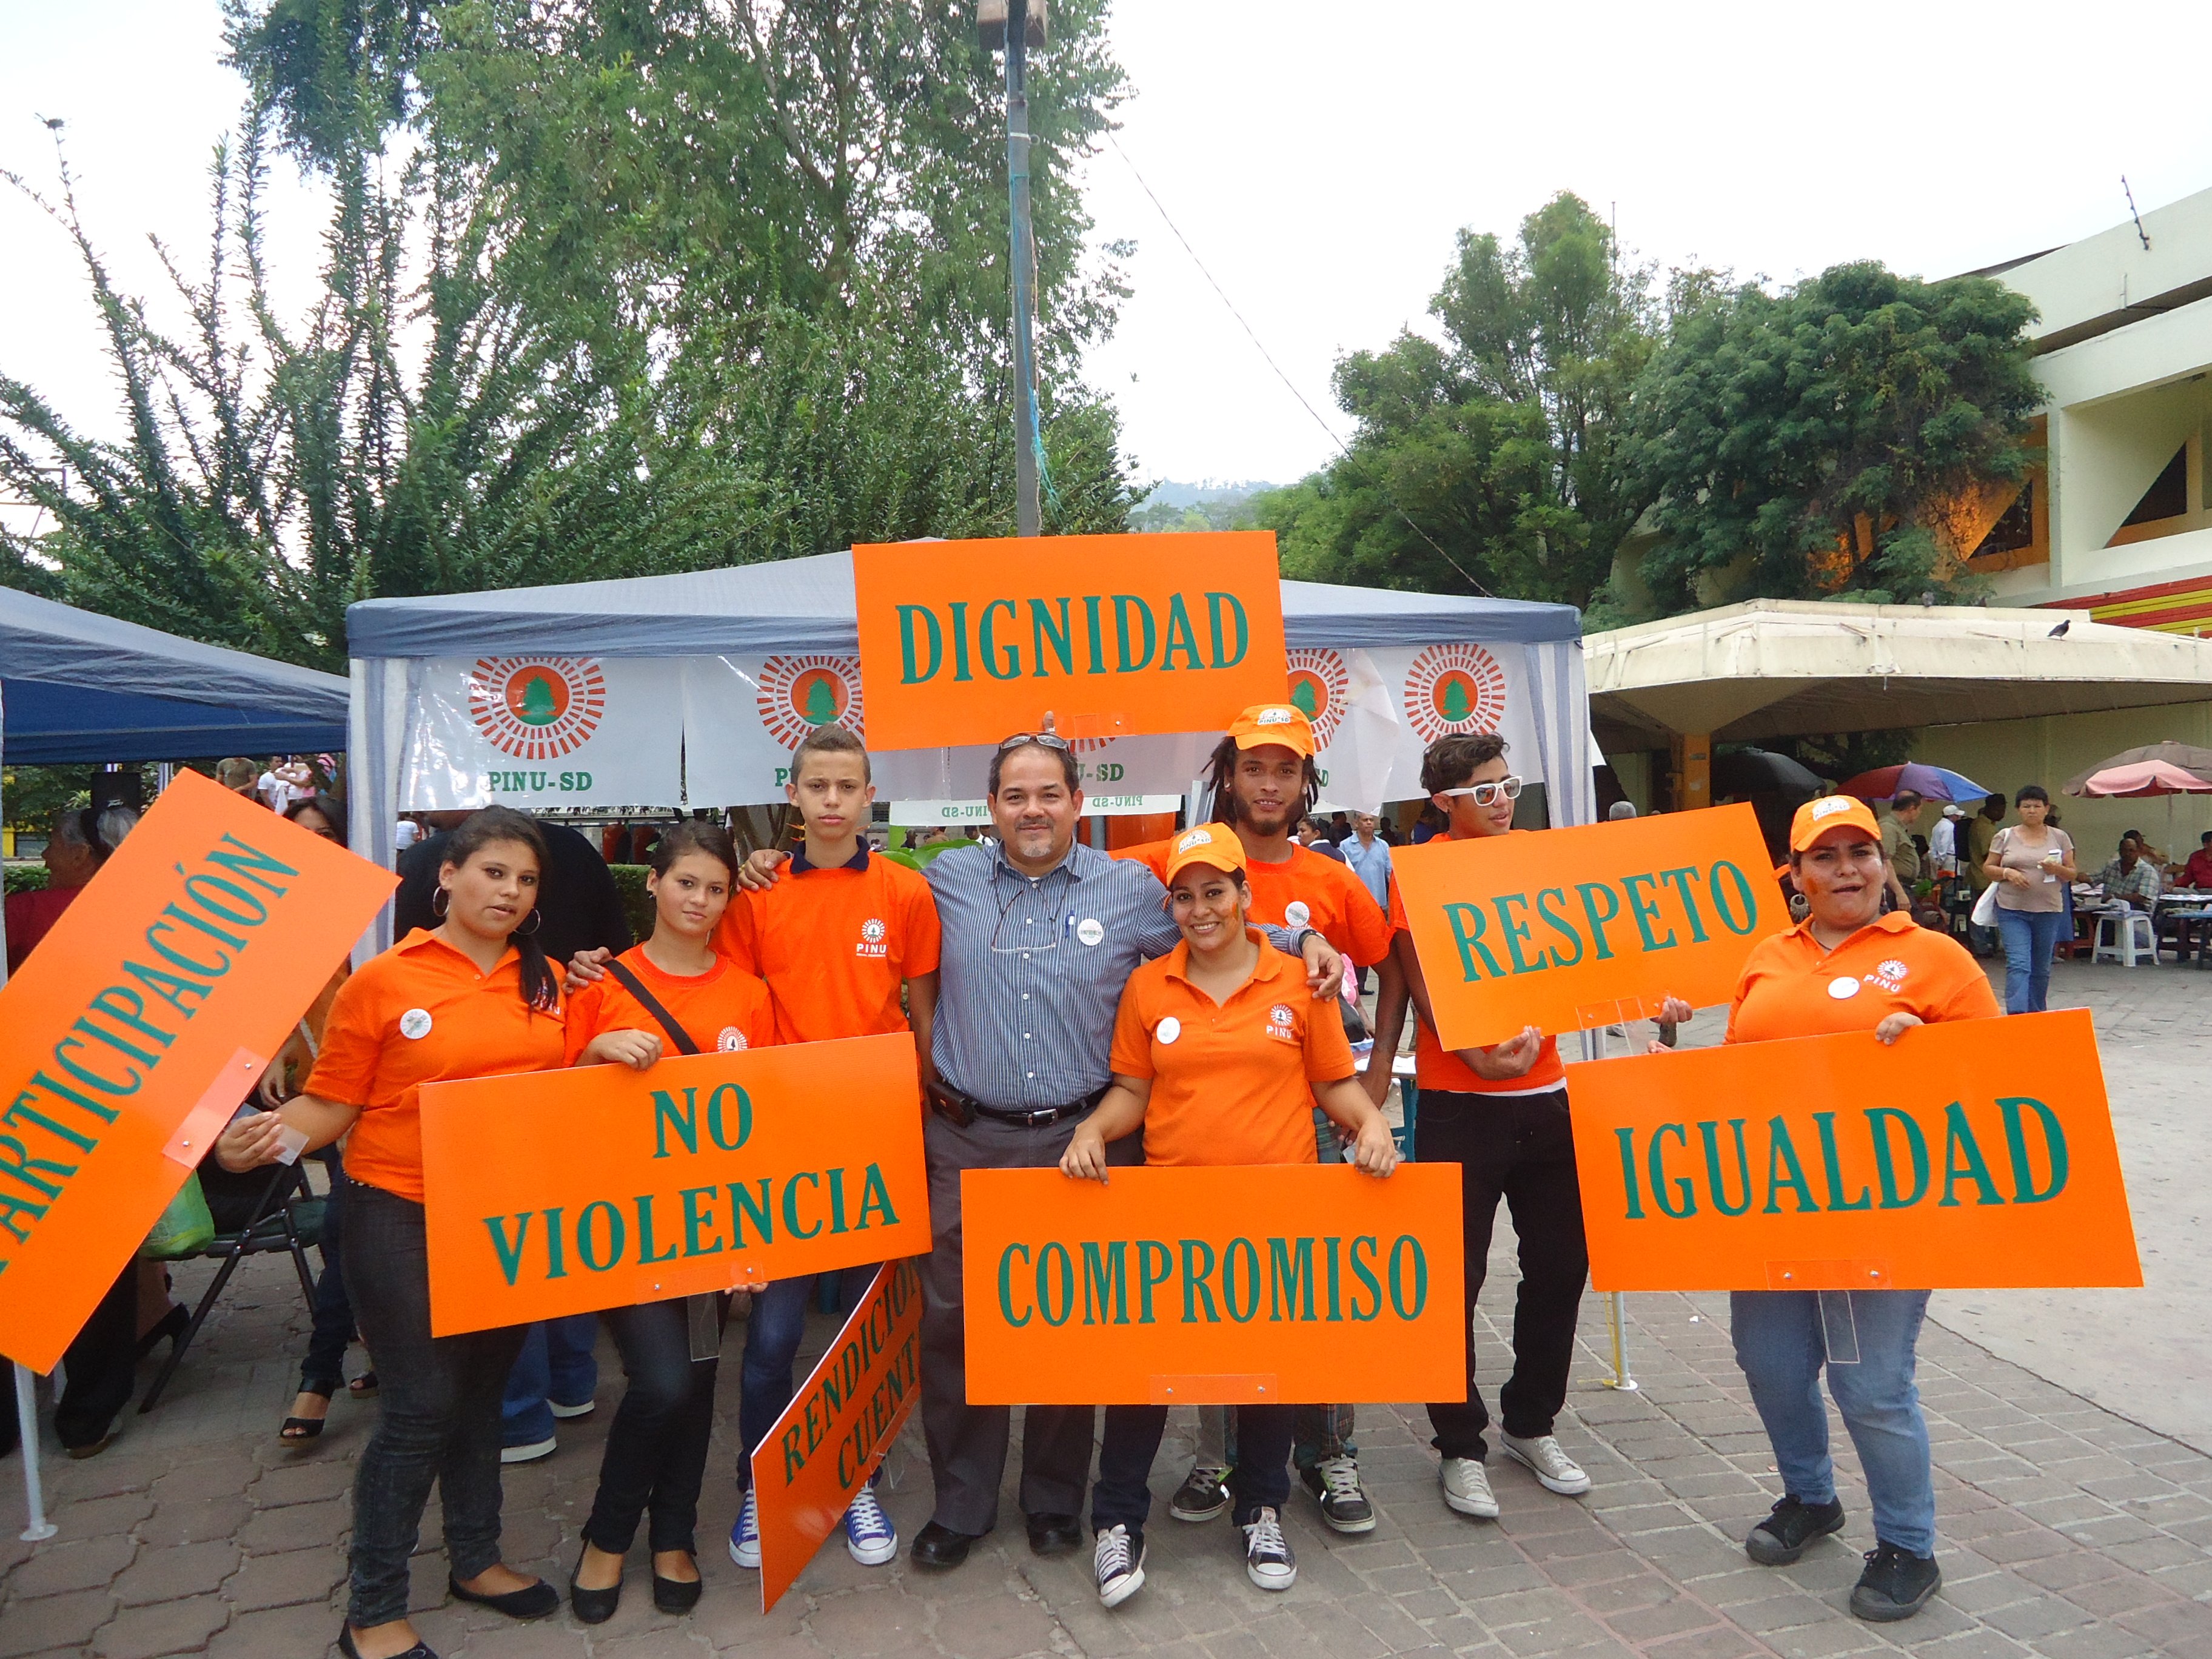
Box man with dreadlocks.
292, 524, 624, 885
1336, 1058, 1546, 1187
1115, 703, 1399, 1537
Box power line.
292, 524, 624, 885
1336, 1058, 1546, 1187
1105, 133, 1492, 595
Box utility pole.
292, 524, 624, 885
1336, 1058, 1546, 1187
990, 0, 1044, 536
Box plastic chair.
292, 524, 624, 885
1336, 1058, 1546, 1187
139, 1164, 325, 1413
2091, 909, 2159, 968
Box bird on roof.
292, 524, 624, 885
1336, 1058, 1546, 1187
2048, 618, 2071, 638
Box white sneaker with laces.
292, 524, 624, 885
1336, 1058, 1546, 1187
1094, 1524, 1145, 1607
1500, 1432, 1591, 1495
1441, 1456, 1500, 1518
1241, 1506, 1296, 1590
728, 1487, 762, 1568
843, 1478, 899, 1564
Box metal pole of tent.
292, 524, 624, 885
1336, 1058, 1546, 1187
15, 1365, 55, 1541
1579, 1024, 1640, 1392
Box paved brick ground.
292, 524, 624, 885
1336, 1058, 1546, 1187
4, 962, 2208, 1659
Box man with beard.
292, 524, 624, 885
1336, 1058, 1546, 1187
1116, 704, 1399, 1536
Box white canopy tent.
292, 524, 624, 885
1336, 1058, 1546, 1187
346, 550, 1592, 951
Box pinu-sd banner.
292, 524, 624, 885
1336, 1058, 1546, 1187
1566, 1009, 2140, 1292
417, 1034, 930, 1334
960, 1165, 1467, 1406
0, 772, 395, 1372
751, 1259, 923, 1612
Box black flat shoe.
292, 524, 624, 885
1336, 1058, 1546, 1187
652, 1570, 703, 1614
337, 1624, 437, 1659
569, 1567, 621, 1625
910, 1520, 983, 1570
447, 1576, 560, 1620
1026, 1512, 1082, 1558
135, 1304, 188, 1361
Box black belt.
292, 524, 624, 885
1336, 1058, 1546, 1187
927, 1082, 1108, 1128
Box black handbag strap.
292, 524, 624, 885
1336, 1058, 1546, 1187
604, 959, 702, 1056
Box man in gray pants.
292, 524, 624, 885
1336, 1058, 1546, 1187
909, 733, 1342, 1569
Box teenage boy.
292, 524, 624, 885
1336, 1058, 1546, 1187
1118, 703, 1399, 1535
569, 724, 939, 1572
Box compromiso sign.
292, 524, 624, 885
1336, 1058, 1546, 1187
1393, 803, 1786, 1049
961, 1165, 1467, 1406
1566, 1010, 2141, 1292
420, 1034, 930, 1334
851, 532, 1291, 751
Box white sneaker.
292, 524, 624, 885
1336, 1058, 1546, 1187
728, 1487, 761, 1568
843, 1479, 899, 1565
500, 1435, 555, 1464
1241, 1506, 1296, 1591
1441, 1456, 1499, 1518
1094, 1524, 1145, 1607
1501, 1432, 1591, 1495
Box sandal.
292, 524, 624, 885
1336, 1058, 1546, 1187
349, 1371, 379, 1399
281, 1387, 333, 1442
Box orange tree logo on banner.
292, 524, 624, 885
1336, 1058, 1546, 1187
1403, 643, 1509, 744
417, 1033, 929, 1334
1392, 803, 1786, 1048
757, 655, 866, 749
960, 1165, 1466, 1406
1285, 649, 1351, 748
1566, 1010, 2140, 1291
850, 532, 1290, 752
0, 773, 395, 1372
752, 1259, 923, 1612
468, 657, 608, 759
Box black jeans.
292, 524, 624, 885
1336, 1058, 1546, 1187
1092, 1403, 1294, 1537
585, 1297, 723, 1556
300, 1150, 357, 1394
55, 1262, 139, 1450
341, 1176, 528, 1627
1416, 1087, 1588, 1461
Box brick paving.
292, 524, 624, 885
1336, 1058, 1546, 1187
5, 963, 2209, 1658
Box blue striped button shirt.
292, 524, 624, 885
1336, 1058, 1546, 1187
925, 838, 1301, 1110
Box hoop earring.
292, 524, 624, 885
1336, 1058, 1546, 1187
514, 908, 542, 937
432, 886, 451, 917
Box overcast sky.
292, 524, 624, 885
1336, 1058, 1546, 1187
5, 0, 2210, 503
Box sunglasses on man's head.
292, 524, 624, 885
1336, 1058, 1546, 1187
1438, 776, 1523, 807
997, 731, 1072, 752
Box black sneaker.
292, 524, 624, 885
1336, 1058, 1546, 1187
1299, 1454, 1376, 1533
1745, 1495, 1846, 1565
1169, 1461, 1232, 1523
1850, 1542, 1941, 1621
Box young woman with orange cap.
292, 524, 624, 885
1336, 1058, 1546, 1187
1061, 823, 1399, 1607
1688, 794, 2000, 1624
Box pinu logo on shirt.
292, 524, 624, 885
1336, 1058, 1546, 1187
1809, 796, 1856, 821
717, 1026, 749, 1052
1866, 957, 1911, 993
1176, 827, 1213, 853
857, 916, 889, 958
1266, 1002, 1298, 1042
1255, 706, 1295, 725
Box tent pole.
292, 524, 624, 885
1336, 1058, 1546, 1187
15, 1364, 54, 1541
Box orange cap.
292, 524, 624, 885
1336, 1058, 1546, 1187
1225, 703, 1316, 758
1162, 822, 1247, 885
1787, 794, 1883, 853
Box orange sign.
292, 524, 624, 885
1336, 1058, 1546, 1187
752, 1259, 923, 1612
1392, 804, 1785, 1048
418, 1033, 929, 1334
1567, 1010, 2140, 1292
851, 533, 1290, 751
0, 771, 395, 1372
960, 1165, 1466, 1405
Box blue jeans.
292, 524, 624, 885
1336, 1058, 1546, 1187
736, 1267, 873, 1484
1731, 1289, 1936, 1557
1998, 907, 2064, 1013
501, 1314, 602, 1447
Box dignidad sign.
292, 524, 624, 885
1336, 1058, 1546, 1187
1566, 1009, 2141, 1292
1392, 803, 1786, 1048
418, 1033, 929, 1333
0, 771, 395, 1372
960, 1165, 1466, 1406
752, 1259, 924, 1612
851, 532, 1290, 751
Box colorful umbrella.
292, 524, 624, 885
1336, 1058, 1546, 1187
1838, 762, 1992, 803
2063, 742, 2212, 795
2076, 760, 2212, 799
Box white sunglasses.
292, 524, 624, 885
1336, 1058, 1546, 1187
1438, 776, 1523, 807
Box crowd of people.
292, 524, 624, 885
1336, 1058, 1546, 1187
7, 720, 2096, 1655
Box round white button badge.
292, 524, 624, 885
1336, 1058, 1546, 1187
1156, 1016, 1182, 1045
400, 1008, 434, 1039
1827, 976, 1860, 1001
1076, 917, 1104, 947
1284, 900, 1312, 929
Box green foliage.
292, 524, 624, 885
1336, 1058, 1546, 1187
4, 866, 52, 897
877, 835, 979, 873
607, 862, 654, 943
2, 766, 90, 835
1617, 262, 2041, 614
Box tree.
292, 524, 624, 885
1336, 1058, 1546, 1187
1615, 262, 2041, 615
1260, 193, 1659, 606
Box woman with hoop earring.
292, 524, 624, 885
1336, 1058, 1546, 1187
218, 807, 569, 1659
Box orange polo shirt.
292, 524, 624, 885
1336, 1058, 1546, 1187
1726, 910, 2000, 1045
308, 930, 566, 1202
1387, 870, 1567, 1095
716, 846, 940, 1043
1110, 929, 1357, 1167
563, 945, 777, 1063
1117, 837, 1395, 967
